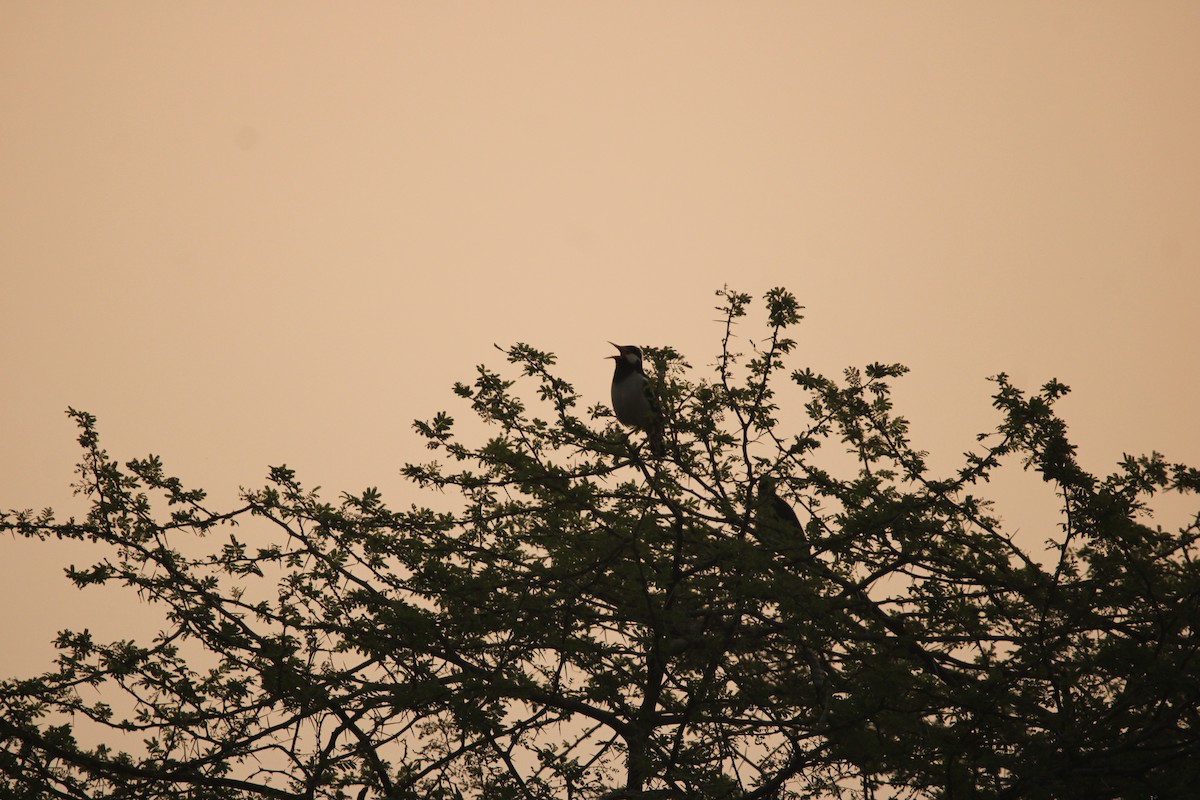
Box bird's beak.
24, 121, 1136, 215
605, 341, 622, 360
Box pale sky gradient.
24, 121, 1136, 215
3, 4, 1198, 676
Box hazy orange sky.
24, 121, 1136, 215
3, 4, 1198, 675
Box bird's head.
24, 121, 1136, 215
607, 342, 643, 366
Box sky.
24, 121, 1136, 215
2, 3, 1198, 677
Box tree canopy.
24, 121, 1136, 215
3, 288, 1199, 799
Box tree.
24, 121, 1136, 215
3, 287, 1199, 800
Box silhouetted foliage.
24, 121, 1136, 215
4, 288, 1200, 799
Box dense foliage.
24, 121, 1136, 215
3, 288, 1199, 799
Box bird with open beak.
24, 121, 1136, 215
608, 342, 664, 455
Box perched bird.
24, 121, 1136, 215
608, 342, 664, 456
755, 475, 809, 556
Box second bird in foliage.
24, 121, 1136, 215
755, 475, 810, 557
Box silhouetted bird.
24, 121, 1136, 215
607, 342, 664, 456
755, 475, 809, 556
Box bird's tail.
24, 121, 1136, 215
646, 416, 665, 458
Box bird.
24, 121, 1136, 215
755, 475, 809, 556
607, 342, 664, 456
